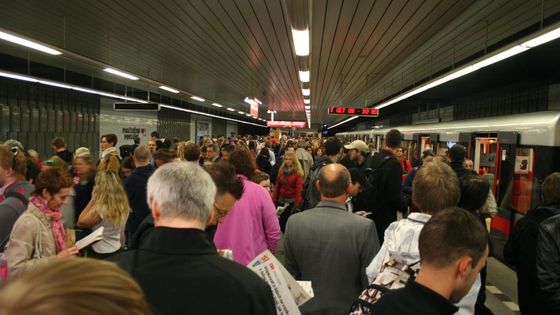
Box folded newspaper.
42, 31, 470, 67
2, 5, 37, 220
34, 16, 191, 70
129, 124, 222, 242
248, 250, 313, 315
75, 226, 104, 250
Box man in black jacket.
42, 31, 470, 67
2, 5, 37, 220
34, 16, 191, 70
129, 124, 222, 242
505, 172, 560, 315
367, 129, 402, 244
537, 210, 560, 315
111, 161, 276, 315
124, 145, 155, 244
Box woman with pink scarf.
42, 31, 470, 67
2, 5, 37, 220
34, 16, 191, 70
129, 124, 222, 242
2, 168, 79, 276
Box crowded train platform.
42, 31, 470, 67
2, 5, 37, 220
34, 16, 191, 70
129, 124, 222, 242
1, 1, 560, 314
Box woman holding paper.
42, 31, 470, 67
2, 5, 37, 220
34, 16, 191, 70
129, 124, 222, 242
2, 168, 79, 277
77, 170, 130, 258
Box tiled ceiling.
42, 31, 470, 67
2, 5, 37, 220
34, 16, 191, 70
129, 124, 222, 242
0, 0, 559, 126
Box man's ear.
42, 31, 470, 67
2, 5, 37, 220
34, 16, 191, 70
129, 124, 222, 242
151, 200, 161, 226
456, 256, 473, 279
315, 179, 321, 192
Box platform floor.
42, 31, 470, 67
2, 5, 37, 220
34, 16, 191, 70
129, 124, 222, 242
486, 257, 520, 315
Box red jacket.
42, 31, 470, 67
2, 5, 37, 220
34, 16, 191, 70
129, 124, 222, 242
273, 171, 303, 206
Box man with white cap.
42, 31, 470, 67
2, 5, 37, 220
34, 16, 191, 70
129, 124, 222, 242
344, 140, 374, 216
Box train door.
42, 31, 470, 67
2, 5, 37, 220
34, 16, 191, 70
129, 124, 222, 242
473, 137, 499, 192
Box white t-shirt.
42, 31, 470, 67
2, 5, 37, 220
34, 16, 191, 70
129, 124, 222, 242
92, 208, 126, 254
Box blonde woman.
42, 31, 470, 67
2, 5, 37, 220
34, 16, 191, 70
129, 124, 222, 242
272, 151, 304, 207
77, 170, 130, 258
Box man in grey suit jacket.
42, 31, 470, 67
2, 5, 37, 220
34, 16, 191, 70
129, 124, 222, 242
284, 163, 380, 315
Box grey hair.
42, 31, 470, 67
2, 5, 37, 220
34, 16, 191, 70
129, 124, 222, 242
147, 161, 216, 222
134, 145, 151, 162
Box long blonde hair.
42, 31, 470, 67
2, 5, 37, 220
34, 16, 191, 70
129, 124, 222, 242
91, 170, 130, 226
278, 151, 304, 178
0, 258, 152, 315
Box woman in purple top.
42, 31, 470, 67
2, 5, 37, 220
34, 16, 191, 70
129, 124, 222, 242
213, 149, 281, 265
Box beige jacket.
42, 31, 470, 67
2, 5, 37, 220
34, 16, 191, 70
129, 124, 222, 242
98, 152, 121, 174
2, 204, 57, 276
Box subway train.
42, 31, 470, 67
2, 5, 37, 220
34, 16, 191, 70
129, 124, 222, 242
336, 111, 560, 260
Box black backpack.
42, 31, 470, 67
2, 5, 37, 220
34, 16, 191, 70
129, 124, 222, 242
299, 161, 329, 210
364, 155, 396, 205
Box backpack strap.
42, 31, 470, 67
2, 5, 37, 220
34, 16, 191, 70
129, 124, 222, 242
4, 191, 29, 208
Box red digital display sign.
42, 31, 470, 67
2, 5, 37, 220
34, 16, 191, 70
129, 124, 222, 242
266, 121, 307, 128
328, 107, 379, 117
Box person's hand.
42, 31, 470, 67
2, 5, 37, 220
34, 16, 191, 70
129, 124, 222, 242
57, 246, 79, 258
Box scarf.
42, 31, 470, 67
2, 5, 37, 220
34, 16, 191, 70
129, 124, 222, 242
29, 195, 66, 253
100, 146, 117, 160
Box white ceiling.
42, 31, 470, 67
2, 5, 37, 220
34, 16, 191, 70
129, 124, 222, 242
0, 0, 559, 126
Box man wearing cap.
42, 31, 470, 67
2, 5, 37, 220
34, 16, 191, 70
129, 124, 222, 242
344, 140, 374, 215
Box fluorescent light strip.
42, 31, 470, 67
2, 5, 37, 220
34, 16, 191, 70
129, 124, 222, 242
330, 24, 560, 129
305, 106, 310, 110
0, 30, 62, 55
521, 27, 560, 48
304, 99, 310, 104
211, 103, 223, 107
103, 68, 139, 80
190, 96, 205, 102
238, 111, 245, 115
227, 107, 235, 111
299, 70, 310, 82
291, 28, 310, 56
0, 70, 266, 128
159, 85, 179, 94
302, 88, 310, 96
160, 104, 265, 128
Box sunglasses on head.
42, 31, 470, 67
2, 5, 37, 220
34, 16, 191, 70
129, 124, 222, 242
11, 146, 18, 169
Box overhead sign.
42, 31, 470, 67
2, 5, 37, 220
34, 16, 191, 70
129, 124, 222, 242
266, 121, 307, 128
114, 102, 160, 111
328, 106, 379, 117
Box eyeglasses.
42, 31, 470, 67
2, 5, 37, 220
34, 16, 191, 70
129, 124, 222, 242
11, 146, 18, 169
214, 203, 229, 219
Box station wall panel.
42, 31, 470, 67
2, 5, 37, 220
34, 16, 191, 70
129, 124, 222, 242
158, 108, 191, 142
0, 77, 100, 161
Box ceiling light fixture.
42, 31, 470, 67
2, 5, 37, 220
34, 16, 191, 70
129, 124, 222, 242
211, 103, 223, 107
305, 106, 310, 110
103, 68, 139, 80
190, 96, 206, 102
304, 99, 310, 104
159, 86, 179, 94
329, 23, 560, 129
299, 70, 310, 82
0, 70, 267, 127
227, 107, 235, 111
0, 30, 62, 55
521, 26, 560, 48
238, 111, 245, 115
302, 88, 310, 96
291, 28, 310, 56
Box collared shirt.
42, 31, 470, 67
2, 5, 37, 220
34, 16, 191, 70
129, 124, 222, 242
371, 279, 459, 315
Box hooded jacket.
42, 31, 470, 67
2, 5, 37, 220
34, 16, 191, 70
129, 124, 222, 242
55, 150, 74, 164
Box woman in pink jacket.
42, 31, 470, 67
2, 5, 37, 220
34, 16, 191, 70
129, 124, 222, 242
213, 149, 281, 265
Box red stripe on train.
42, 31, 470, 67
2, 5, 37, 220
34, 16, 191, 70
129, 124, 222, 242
491, 216, 510, 236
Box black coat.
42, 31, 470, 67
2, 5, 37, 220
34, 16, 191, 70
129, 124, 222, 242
124, 164, 155, 239
537, 212, 560, 315
367, 149, 401, 244
504, 205, 560, 315
109, 227, 276, 315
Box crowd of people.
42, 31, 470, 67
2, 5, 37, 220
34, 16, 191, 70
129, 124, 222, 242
0, 130, 558, 315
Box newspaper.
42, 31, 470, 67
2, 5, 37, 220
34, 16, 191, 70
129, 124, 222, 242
248, 250, 312, 315
75, 226, 104, 250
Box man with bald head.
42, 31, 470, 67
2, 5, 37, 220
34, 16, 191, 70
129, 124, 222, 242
284, 163, 380, 315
